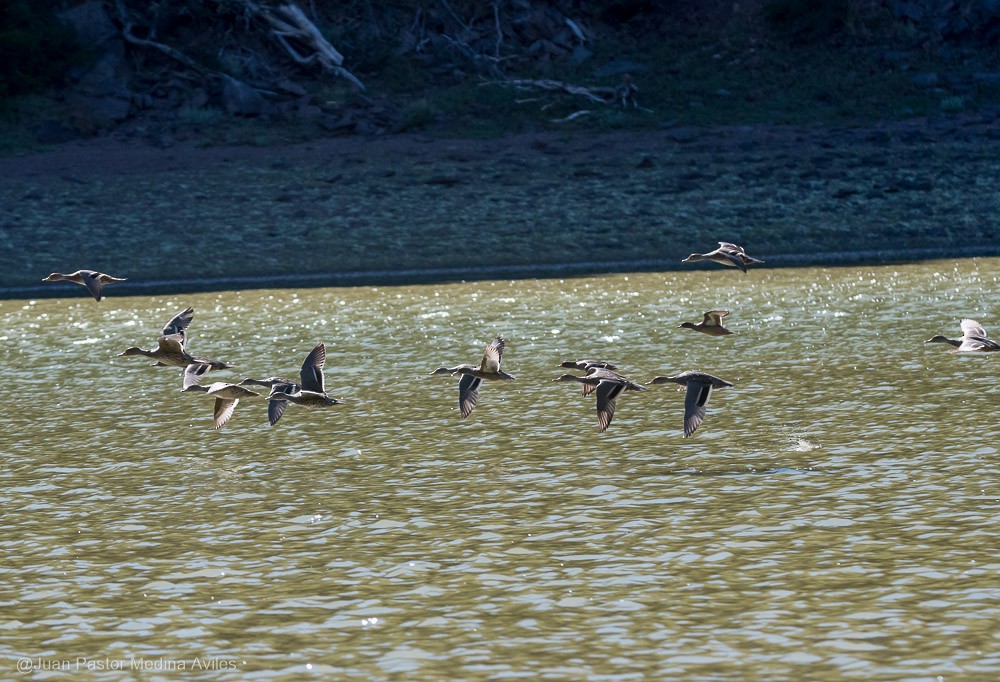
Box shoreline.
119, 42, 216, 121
10, 246, 999, 300
5, 121, 1000, 298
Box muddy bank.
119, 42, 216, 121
3, 118, 999, 298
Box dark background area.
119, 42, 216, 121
2, 0, 1000, 150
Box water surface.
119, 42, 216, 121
2, 259, 998, 679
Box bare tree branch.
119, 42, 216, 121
239, 0, 365, 90
115, 0, 215, 77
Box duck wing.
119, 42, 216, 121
157, 334, 186, 354
458, 373, 482, 419
683, 381, 714, 437
212, 398, 239, 429
703, 310, 729, 326
480, 336, 505, 373
595, 380, 627, 432
183, 362, 212, 389
267, 399, 288, 426
266, 383, 297, 426
80, 270, 105, 301
162, 307, 195, 347
960, 319, 988, 339
299, 343, 326, 393
957, 336, 1000, 352
716, 249, 748, 272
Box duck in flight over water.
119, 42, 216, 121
649, 371, 734, 437
682, 242, 764, 273
431, 335, 515, 419
43, 270, 127, 301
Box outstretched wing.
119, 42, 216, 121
717, 248, 748, 272
960, 319, 988, 339
162, 307, 195, 347
183, 362, 212, 389
703, 310, 729, 326
595, 380, 627, 432
300, 343, 326, 393
480, 336, 505, 373
458, 373, 482, 419
81, 271, 105, 301
213, 398, 239, 429
267, 382, 297, 426
683, 382, 714, 437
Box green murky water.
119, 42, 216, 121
2, 259, 998, 680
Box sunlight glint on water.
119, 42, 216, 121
0, 258, 998, 679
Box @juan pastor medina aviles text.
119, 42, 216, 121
17, 657, 239, 673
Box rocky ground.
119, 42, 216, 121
3, 110, 1000, 297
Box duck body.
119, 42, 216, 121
558, 360, 622, 396
268, 389, 345, 408
42, 270, 127, 301
118, 308, 230, 388
559, 359, 619, 371
241, 378, 300, 426
926, 319, 1000, 352
119, 336, 230, 388
432, 336, 514, 418
183, 382, 260, 429
262, 343, 343, 425
649, 371, 733, 437
680, 310, 733, 336
682, 242, 763, 273
554, 367, 646, 432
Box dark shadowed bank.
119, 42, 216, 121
3, 116, 1000, 300
6, 247, 1000, 301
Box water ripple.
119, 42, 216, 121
1, 260, 998, 679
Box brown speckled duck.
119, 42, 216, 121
117, 308, 229, 388
649, 371, 733, 437
554, 367, 646, 432
183, 382, 260, 429
42, 270, 127, 301
926, 319, 1000, 353
431, 335, 515, 418
679, 310, 733, 336
682, 242, 764, 273
265, 343, 345, 425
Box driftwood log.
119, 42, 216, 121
484, 74, 645, 113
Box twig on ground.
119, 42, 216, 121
551, 110, 591, 122
484, 78, 616, 104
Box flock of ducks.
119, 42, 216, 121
42, 242, 998, 434
108, 304, 343, 429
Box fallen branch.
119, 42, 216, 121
484, 78, 616, 104
551, 110, 591, 122
244, 1, 365, 90
484, 75, 653, 115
